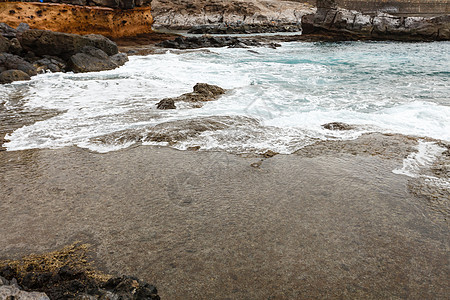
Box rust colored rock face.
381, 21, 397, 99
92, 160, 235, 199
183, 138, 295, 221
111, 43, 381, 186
0, 2, 153, 38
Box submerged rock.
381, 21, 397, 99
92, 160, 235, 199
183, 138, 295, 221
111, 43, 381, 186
156, 98, 176, 109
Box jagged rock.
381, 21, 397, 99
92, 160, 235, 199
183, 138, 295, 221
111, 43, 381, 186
16, 23, 30, 33
156, 98, 176, 109
102, 276, 159, 299
19, 30, 119, 60
0, 53, 37, 76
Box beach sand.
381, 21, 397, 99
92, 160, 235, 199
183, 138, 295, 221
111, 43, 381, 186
0, 143, 448, 299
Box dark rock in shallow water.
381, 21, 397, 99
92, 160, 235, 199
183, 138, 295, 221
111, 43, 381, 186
34, 56, 67, 73
322, 122, 354, 131
0, 70, 31, 83
156, 83, 225, 109
68, 46, 124, 73
156, 98, 176, 109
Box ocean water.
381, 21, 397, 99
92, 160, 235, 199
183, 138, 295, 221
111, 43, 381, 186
1, 41, 449, 155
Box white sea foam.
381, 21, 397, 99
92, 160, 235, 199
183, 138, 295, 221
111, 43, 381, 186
1, 41, 449, 153
393, 141, 446, 178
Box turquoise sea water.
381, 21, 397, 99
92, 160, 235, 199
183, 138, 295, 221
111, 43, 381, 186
1, 41, 449, 153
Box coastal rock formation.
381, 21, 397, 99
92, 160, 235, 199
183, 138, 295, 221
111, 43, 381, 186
188, 22, 302, 34
0, 24, 128, 82
156, 83, 225, 109
302, 0, 450, 40
151, 0, 315, 30
0, 1, 153, 38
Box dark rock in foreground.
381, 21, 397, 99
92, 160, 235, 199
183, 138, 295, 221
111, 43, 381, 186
0, 243, 160, 300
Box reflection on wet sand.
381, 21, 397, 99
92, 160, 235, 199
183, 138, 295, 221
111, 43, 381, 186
0, 144, 448, 299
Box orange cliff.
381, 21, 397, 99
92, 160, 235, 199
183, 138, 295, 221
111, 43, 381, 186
0, 2, 153, 38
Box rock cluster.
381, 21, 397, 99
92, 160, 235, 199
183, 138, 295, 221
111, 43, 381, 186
302, 0, 450, 41
157, 35, 281, 49
0, 267, 159, 300
0, 23, 128, 83
156, 83, 225, 109
188, 22, 302, 34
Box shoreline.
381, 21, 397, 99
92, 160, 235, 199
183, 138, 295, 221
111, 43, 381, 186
1, 135, 449, 298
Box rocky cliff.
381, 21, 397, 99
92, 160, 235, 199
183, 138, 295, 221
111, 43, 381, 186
302, 0, 449, 40
0, 1, 153, 38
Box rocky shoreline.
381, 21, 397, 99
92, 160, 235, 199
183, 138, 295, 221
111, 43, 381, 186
1, 23, 128, 84
0, 243, 160, 299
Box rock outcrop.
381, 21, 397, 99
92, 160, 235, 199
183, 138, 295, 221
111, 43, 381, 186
151, 0, 315, 30
157, 35, 281, 49
0, 1, 153, 38
1, 24, 128, 83
302, 0, 450, 41
156, 83, 225, 109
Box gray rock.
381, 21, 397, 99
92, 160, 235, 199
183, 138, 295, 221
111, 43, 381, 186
83, 34, 119, 56
0, 285, 49, 300
110, 53, 128, 67
0, 23, 17, 38
0, 70, 31, 83
16, 23, 30, 33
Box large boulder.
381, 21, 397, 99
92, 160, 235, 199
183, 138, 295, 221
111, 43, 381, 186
19, 30, 119, 60
0, 53, 37, 76
0, 70, 31, 84
68, 46, 126, 73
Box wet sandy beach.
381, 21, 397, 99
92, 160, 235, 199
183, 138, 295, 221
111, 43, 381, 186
0, 144, 448, 299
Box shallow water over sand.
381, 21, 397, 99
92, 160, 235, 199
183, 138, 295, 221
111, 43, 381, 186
0, 146, 448, 299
